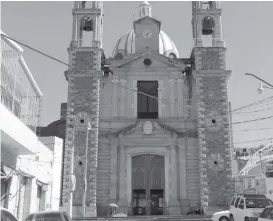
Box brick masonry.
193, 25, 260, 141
192, 47, 234, 212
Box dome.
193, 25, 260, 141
112, 29, 179, 59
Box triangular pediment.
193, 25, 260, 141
110, 51, 186, 70
118, 121, 176, 140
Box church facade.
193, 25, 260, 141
61, 1, 234, 217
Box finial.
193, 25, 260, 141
138, 1, 152, 19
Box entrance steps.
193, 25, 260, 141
73, 215, 212, 221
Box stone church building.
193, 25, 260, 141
59, 0, 234, 217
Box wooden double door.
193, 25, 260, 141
132, 154, 165, 215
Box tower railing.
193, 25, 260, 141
193, 38, 226, 48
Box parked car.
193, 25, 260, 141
258, 206, 273, 221
0, 207, 18, 221
211, 210, 230, 221
24, 211, 71, 221
229, 194, 273, 221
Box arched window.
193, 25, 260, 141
80, 17, 94, 47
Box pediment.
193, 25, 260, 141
111, 51, 186, 71
118, 121, 176, 140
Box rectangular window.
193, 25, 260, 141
37, 185, 42, 211
247, 179, 252, 188
137, 81, 158, 119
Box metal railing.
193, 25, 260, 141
1, 35, 42, 133
193, 38, 226, 48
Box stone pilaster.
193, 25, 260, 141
109, 138, 118, 203
178, 144, 189, 214
62, 49, 102, 218
117, 145, 127, 214
177, 79, 184, 118
168, 144, 180, 215
112, 77, 119, 118
158, 80, 164, 118
192, 46, 233, 214
119, 79, 127, 118
168, 79, 175, 117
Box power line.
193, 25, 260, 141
232, 96, 273, 113
231, 106, 273, 115
2, 33, 273, 118
231, 115, 273, 125
233, 138, 273, 144
233, 127, 273, 132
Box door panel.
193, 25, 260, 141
132, 155, 164, 215
150, 190, 164, 215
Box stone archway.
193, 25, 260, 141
131, 154, 164, 215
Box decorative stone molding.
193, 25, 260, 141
207, 153, 225, 172
204, 111, 224, 132
125, 147, 171, 211
75, 51, 94, 70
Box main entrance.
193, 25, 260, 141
132, 154, 164, 215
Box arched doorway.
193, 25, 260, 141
132, 154, 164, 215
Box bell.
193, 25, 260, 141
82, 17, 93, 32
202, 16, 215, 35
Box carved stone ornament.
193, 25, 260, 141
75, 112, 91, 128
205, 111, 223, 132
207, 153, 225, 172
142, 121, 153, 135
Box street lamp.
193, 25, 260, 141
245, 73, 273, 94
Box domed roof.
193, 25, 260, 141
112, 29, 179, 58
112, 1, 179, 59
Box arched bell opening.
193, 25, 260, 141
80, 16, 94, 47
200, 16, 215, 46
202, 16, 215, 35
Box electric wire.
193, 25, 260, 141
4, 34, 273, 208
2, 33, 273, 118
2, 34, 273, 173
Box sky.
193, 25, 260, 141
1, 1, 273, 149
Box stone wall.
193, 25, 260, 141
192, 47, 234, 212
62, 49, 102, 217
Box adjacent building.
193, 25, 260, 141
0, 31, 63, 220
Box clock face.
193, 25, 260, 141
143, 29, 152, 39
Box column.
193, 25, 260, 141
118, 145, 127, 214
177, 79, 184, 118
168, 145, 180, 215
112, 77, 119, 118
168, 79, 175, 117
109, 139, 118, 203
178, 144, 189, 214
132, 80, 138, 118
158, 80, 164, 118
119, 79, 127, 118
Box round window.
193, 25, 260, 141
143, 58, 152, 66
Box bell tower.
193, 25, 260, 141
191, 1, 234, 214
61, 1, 103, 218
192, 1, 224, 47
